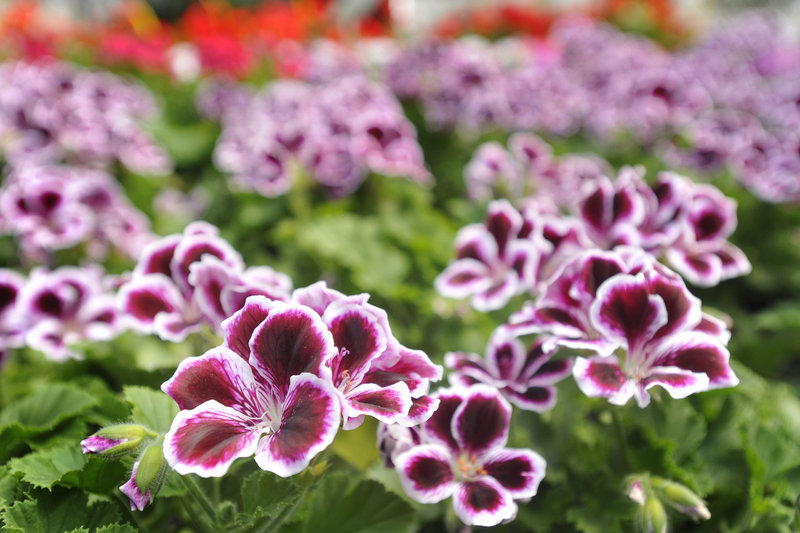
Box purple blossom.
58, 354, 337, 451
0, 165, 154, 262
574, 167, 751, 286
393, 386, 546, 527
118, 222, 291, 341
509, 248, 738, 407
208, 74, 428, 198
446, 329, 572, 412
162, 301, 342, 477
435, 200, 550, 311
0, 60, 171, 174
18, 266, 121, 361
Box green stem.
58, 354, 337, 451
610, 408, 632, 470
180, 474, 219, 529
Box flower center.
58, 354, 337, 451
453, 453, 487, 482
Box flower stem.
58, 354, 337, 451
610, 408, 632, 470
180, 474, 219, 529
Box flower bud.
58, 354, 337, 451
654, 478, 711, 521
626, 478, 646, 506
135, 444, 168, 496
638, 495, 667, 533
80, 424, 150, 459
121, 444, 168, 512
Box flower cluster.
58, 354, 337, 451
0, 164, 153, 262
379, 386, 546, 527
0, 60, 171, 174
202, 73, 429, 197
1, 265, 122, 361
441, 135, 750, 314
509, 248, 737, 407
118, 221, 291, 342
382, 14, 800, 203
161, 283, 441, 477
445, 328, 572, 412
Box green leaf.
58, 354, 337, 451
7, 445, 86, 489
0, 489, 121, 533
236, 470, 300, 527
95, 523, 138, 533
123, 386, 179, 434
0, 384, 98, 433
302, 472, 414, 533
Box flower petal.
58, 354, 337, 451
453, 477, 517, 527
254, 373, 340, 477
649, 332, 738, 389
572, 355, 634, 405
163, 400, 260, 478
162, 346, 260, 412
422, 388, 467, 451
249, 303, 336, 396
397, 395, 440, 427
452, 385, 511, 455
343, 382, 412, 426
222, 295, 277, 360
482, 448, 546, 499
504, 386, 558, 412
434, 259, 492, 299
640, 367, 710, 406
394, 444, 456, 504
324, 301, 387, 387
589, 273, 668, 353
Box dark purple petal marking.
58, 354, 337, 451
482, 448, 546, 498
454, 478, 516, 527
572, 356, 629, 400
580, 187, 607, 231
504, 386, 556, 412
161, 347, 257, 412
135, 236, 179, 277
163, 401, 260, 478
347, 383, 412, 423
649, 274, 700, 339
578, 255, 625, 298
255, 373, 340, 477
249, 304, 334, 395
453, 386, 511, 454
434, 260, 491, 298
485, 201, 520, 257
395, 445, 455, 503
327, 305, 386, 386
423, 390, 465, 451
591, 274, 666, 351
651, 333, 737, 387
222, 296, 276, 360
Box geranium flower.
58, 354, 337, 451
446, 328, 572, 412
509, 248, 738, 407
119, 222, 291, 342
394, 386, 546, 527
162, 300, 340, 477
290, 282, 442, 429
18, 266, 120, 361
435, 199, 549, 311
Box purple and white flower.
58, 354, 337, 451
446, 329, 572, 412
509, 248, 738, 406
393, 386, 546, 527
162, 301, 341, 477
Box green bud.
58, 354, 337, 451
655, 479, 711, 521
135, 445, 168, 497
80, 424, 150, 459
638, 495, 667, 533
